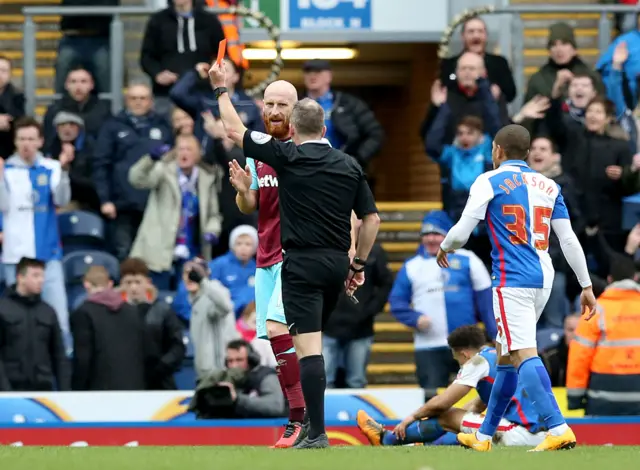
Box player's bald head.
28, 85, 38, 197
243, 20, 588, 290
493, 124, 531, 160
264, 80, 298, 105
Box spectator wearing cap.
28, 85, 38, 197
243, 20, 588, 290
47, 111, 100, 212
302, 59, 384, 178
93, 80, 173, 261
421, 53, 508, 152
388, 211, 495, 400
169, 57, 263, 156
0, 56, 24, 160
43, 65, 111, 154
128, 133, 221, 290
440, 16, 516, 104
525, 22, 603, 102
140, 0, 226, 116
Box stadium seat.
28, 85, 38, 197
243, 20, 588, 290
157, 290, 176, 305
174, 361, 196, 390
536, 328, 564, 352
58, 211, 105, 254
183, 329, 195, 359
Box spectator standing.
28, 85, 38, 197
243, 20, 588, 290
302, 59, 384, 177
0, 118, 72, 351
0, 56, 24, 159
93, 81, 173, 261
47, 111, 100, 212
528, 137, 585, 328
440, 16, 516, 104
71, 266, 147, 390
128, 133, 221, 288
323, 242, 393, 389
54, 0, 119, 94
184, 258, 238, 378
524, 22, 603, 102
567, 255, 640, 415
43, 65, 111, 152
170, 58, 264, 154
119, 258, 185, 390
603, 41, 640, 153
546, 95, 633, 253
172, 106, 195, 136
421, 53, 508, 150
389, 211, 495, 400
0, 258, 70, 391
140, 0, 226, 116
541, 313, 580, 387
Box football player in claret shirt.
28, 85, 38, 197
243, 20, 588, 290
436, 124, 596, 452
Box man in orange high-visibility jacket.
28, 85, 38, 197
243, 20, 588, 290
206, 0, 248, 70
567, 254, 640, 415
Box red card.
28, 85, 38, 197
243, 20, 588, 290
216, 39, 227, 66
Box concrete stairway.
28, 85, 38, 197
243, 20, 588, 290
511, 0, 604, 83
1, 0, 149, 119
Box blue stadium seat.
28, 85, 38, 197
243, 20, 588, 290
183, 329, 195, 359
174, 361, 196, 390
536, 328, 564, 352
62, 250, 120, 284
58, 211, 105, 254
157, 290, 176, 305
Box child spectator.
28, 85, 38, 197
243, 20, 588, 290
237, 301, 257, 342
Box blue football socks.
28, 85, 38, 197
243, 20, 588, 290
518, 356, 567, 433
477, 364, 518, 440
381, 419, 445, 446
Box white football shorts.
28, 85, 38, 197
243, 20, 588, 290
492, 287, 552, 356
460, 412, 546, 447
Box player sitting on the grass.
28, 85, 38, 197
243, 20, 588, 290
357, 325, 547, 447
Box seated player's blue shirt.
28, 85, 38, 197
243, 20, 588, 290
462, 160, 570, 288
452, 346, 545, 432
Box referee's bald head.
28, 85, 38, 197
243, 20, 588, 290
290, 98, 326, 143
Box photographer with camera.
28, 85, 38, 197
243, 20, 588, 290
189, 339, 286, 419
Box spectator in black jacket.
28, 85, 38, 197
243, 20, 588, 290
546, 94, 634, 254
170, 58, 264, 155
93, 81, 173, 260
541, 313, 580, 386
0, 56, 24, 159
46, 111, 100, 212
529, 136, 585, 328
302, 59, 384, 177
439, 16, 517, 104
119, 257, 185, 390
71, 265, 147, 390
54, 0, 120, 94
140, 0, 226, 116
43, 65, 111, 153
421, 53, 509, 149
0, 257, 70, 391
323, 241, 393, 389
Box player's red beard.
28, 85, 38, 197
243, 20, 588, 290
263, 113, 291, 140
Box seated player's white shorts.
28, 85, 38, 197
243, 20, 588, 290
255, 262, 286, 339
492, 287, 552, 356
460, 412, 546, 447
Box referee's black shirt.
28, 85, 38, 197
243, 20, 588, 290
243, 130, 378, 253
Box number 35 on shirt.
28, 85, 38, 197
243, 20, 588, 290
502, 204, 553, 250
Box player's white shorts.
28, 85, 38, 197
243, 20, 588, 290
492, 287, 552, 356
460, 412, 546, 447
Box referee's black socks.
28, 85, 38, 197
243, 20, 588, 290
299, 354, 326, 439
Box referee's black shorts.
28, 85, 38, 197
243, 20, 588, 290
281, 248, 350, 336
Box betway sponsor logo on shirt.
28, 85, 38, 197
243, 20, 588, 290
258, 174, 278, 188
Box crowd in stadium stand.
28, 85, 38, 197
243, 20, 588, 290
0, 0, 640, 416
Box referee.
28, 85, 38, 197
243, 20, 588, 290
210, 63, 381, 448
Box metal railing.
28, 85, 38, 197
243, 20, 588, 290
21, 4, 640, 116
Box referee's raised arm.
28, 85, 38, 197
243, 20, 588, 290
208, 61, 248, 147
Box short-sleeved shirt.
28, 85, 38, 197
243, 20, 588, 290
462, 160, 570, 288
246, 157, 282, 268
242, 130, 378, 253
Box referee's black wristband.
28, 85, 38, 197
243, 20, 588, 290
349, 264, 365, 273
213, 86, 228, 99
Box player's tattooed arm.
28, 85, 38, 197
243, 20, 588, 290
411, 384, 473, 420
462, 396, 487, 414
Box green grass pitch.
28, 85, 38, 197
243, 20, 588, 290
2, 446, 640, 470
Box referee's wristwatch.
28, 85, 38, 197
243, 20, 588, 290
350, 257, 367, 273
213, 86, 228, 99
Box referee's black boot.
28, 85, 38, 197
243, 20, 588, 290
292, 412, 310, 446
293, 433, 329, 449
